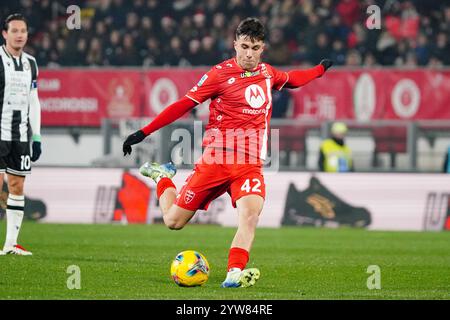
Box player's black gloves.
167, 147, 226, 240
320, 59, 333, 72
31, 141, 41, 162
123, 130, 146, 156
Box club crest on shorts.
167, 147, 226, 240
184, 190, 196, 204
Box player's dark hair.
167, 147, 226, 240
3, 13, 28, 32
235, 17, 265, 42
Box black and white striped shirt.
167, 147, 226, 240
0, 45, 38, 142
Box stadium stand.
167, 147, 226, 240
1, 0, 449, 67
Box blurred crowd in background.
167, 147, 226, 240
1, 0, 449, 68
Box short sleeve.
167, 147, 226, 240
271, 65, 289, 91
185, 68, 219, 104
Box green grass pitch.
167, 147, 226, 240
0, 222, 449, 300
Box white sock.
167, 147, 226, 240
4, 194, 25, 249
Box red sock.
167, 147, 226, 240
156, 177, 176, 199
227, 247, 249, 271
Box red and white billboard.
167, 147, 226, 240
292, 70, 450, 121
38, 68, 450, 126
24, 168, 450, 232
39, 70, 142, 126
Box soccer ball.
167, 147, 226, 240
170, 250, 210, 287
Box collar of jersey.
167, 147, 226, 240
2, 45, 22, 60
232, 58, 261, 72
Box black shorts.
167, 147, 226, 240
0, 141, 31, 176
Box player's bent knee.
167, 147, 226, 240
166, 222, 185, 230
163, 205, 195, 230
163, 217, 186, 230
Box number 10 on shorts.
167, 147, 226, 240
21, 155, 31, 170
241, 178, 262, 193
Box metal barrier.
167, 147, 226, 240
39, 118, 450, 172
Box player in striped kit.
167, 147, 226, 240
0, 14, 42, 256
123, 18, 332, 286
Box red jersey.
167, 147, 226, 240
185, 58, 289, 160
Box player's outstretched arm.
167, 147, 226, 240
123, 96, 197, 156
284, 59, 333, 89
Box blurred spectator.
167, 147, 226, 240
186, 39, 203, 66
427, 56, 444, 68
316, 0, 333, 21
318, 122, 353, 172
159, 16, 177, 42
432, 32, 450, 65
345, 49, 362, 66
162, 36, 186, 66
301, 13, 324, 50
142, 36, 163, 67
404, 51, 418, 67
200, 36, 219, 65
86, 37, 104, 66
116, 34, 140, 66
266, 29, 292, 65
363, 52, 378, 67
414, 33, 431, 65
336, 0, 360, 28
35, 33, 52, 66
308, 32, 330, 64
178, 16, 195, 43
104, 30, 122, 65
327, 14, 350, 42
292, 45, 309, 65
125, 12, 140, 40
376, 31, 398, 65
330, 40, 347, 66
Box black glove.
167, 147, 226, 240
320, 59, 333, 72
31, 141, 41, 162
123, 130, 146, 156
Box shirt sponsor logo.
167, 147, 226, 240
240, 70, 260, 78
242, 108, 267, 115
245, 84, 266, 109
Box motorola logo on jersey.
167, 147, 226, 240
245, 84, 266, 109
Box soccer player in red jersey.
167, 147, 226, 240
123, 17, 333, 287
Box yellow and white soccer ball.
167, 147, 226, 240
170, 250, 210, 287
